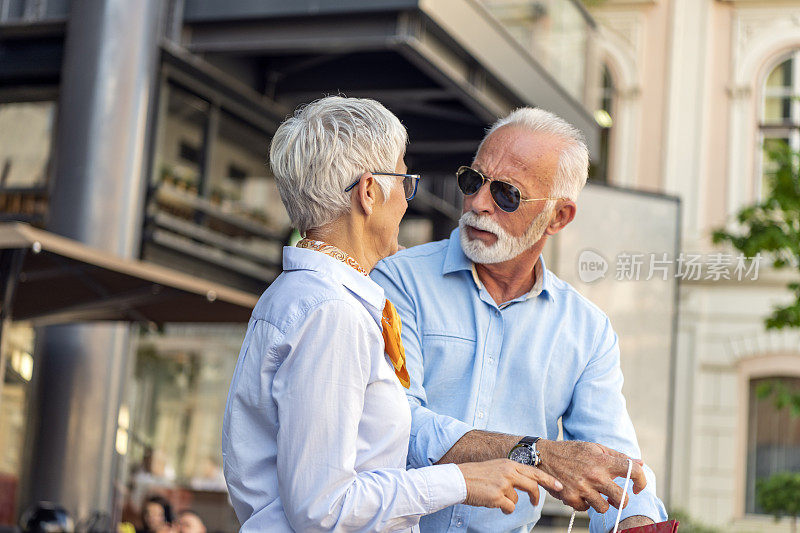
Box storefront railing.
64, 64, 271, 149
142, 182, 286, 292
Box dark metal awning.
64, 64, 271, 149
181, 0, 600, 169
0, 223, 259, 326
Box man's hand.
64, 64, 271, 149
457, 459, 564, 514
536, 440, 647, 513
616, 515, 655, 530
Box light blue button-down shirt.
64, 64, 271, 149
371, 228, 667, 533
222, 246, 466, 532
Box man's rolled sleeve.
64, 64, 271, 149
372, 261, 474, 468
564, 316, 667, 531
408, 397, 473, 468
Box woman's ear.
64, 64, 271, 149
355, 172, 377, 216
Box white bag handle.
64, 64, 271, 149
567, 458, 633, 533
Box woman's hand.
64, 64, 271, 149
457, 459, 564, 514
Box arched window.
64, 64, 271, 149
745, 376, 800, 514
591, 64, 615, 184
758, 51, 800, 196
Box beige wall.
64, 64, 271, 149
702, 1, 732, 234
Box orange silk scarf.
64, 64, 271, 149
296, 239, 410, 388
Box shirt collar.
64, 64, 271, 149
442, 227, 473, 275
443, 227, 554, 302
282, 246, 386, 312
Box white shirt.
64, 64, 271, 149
222, 246, 467, 532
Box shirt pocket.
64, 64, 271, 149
421, 332, 477, 413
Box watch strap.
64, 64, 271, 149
518, 436, 540, 446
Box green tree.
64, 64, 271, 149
712, 142, 800, 331
756, 472, 800, 533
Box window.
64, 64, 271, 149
759, 51, 800, 196
152, 82, 281, 226
207, 110, 275, 220
0, 100, 56, 225
155, 85, 209, 194
0, 100, 54, 189
745, 376, 800, 514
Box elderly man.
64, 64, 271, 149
371, 107, 668, 533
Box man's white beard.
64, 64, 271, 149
459, 208, 552, 264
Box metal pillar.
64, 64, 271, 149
24, 0, 163, 522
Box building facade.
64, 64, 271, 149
8, 0, 794, 531
581, 0, 800, 530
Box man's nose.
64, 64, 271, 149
468, 181, 495, 214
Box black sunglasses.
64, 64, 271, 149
456, 166, 562, 213
345, 172, 421, 201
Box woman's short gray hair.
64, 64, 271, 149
482, 107, 589, 201
269, 96, 408, 233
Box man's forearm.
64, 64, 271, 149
434, 430, 521, 464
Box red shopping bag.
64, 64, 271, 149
621, 520, 680, 532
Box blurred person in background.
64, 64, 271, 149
138, 495, 173, 533
175, 511, 206, 533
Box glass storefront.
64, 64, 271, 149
0, 97, 56, 526
0, 324, 35, 527
119, 324, 246, 532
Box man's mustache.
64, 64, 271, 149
460, 212, 502, 238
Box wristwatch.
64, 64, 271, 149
508, 436, 541, 466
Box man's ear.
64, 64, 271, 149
544, 200, 576, 236
355, 172, 377, 216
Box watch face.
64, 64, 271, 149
509, 445, 533, 465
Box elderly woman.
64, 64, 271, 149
222, 96, 561, 532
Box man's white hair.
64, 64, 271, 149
269, 96, 407, 234
481, 107, 589, 201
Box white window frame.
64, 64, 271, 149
756, 50, 800, 200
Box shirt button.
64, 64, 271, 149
477, 411, 484, 419
488, 357, 495, 364
494, 310, 500, 316
455, 517, 463, 527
